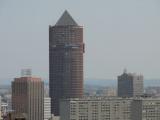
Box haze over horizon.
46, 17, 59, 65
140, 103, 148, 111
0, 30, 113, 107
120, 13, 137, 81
0, 0, 160, 82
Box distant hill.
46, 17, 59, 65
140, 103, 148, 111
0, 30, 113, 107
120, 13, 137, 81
1, 78, 160, 87
85, 79, 160, 87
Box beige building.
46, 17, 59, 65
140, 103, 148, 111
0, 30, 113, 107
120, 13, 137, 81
12, 72, 44, 120
106, 87, 117, 97
60, 97, 132, 120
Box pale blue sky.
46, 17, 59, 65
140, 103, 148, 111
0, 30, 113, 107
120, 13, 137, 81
0, 0, 160, 81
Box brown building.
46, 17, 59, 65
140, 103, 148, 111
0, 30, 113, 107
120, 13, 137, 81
12, 73, 44, 120
49, 10, 84, 116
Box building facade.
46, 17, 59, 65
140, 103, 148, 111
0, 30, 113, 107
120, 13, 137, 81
60, 97, 132, 120
49, 10, 84, 115
118, 70, 143, 97
131, 98, 160, 120
12, 75, 44, 120
44, 97, 51, 120
60, 97, 160, 120
1, 102, 8, 117
6, 112, 27, 120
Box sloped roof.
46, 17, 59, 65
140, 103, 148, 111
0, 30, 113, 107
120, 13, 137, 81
55, 10, 78, 26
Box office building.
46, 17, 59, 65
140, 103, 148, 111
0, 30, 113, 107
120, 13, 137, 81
12, 70, 44, 120
44, 97, 51, 120
60, 97, 132, 120
118, 70, 143, 97
49, 10, 84, 115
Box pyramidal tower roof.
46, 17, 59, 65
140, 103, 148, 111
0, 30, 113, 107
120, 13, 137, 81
55, 10, 78, 26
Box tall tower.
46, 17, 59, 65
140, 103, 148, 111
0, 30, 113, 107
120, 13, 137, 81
49, 10, 84, 115
12, 70, 44, 120
118, 70, 143, 97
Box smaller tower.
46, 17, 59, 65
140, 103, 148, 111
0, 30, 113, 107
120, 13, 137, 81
12, 70, 44, 120
118, 70, 143, 97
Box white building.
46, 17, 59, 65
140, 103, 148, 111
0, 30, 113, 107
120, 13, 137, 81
60, 97, 132, 120
60, 97, 160, 120
4, 94, 12, 111
1, 102, 8, 116
44, 97, 51, 120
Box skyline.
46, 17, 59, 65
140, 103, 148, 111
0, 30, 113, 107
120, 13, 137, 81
0, 0, 160, 81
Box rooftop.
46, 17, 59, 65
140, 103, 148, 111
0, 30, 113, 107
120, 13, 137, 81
55, 10, 78, 26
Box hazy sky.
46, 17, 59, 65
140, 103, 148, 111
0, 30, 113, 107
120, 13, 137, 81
0, 0, 160, 81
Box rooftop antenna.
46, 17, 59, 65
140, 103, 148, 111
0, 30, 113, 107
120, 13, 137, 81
123, 68, 127, 74
21, 69, 32, 77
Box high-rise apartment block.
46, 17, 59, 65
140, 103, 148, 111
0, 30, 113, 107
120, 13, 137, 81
49, 10, 84, 115
118, 70, 143, 97
12, 70, 44, 120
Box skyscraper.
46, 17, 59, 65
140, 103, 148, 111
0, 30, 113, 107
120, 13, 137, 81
49, 10, 84, 115
12, 70, 44, 120
118, 70, 143, 97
